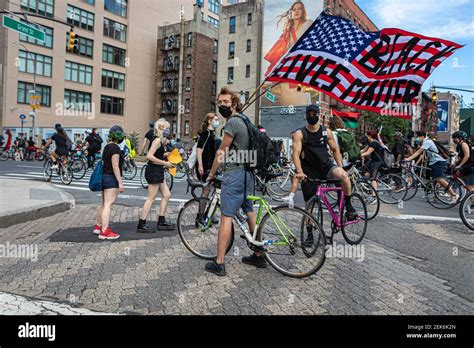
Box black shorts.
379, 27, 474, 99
363, 160, 384, 179
145, 164, 164, 184
55, 147, 69, 156
102, 173, 119, 190
301, 165, 338, 202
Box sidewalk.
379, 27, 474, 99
0, 178, 75, 228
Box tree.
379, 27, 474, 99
359, 110, 410, 147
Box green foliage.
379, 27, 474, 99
128, 131, 140, 151
360, 110, 410, 147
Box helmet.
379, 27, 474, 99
54, 123, 62, 130
85, 129, 92, 135
452, 131, 467, 140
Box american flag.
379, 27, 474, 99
267, 12, 463, 116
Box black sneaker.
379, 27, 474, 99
137, 224, 155, 233
157, 220, 176, 231
345, 206, 359, 221
205, 259, 226, 276
195, 214, 205, 227
242, 253, 267, 268
302, 225, 314, 247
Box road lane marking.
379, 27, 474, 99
379, 214, 462, 223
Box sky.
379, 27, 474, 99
356, 0, 474, 106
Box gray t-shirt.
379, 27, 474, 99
222, 115, 249, 173
421, 138, 445, 165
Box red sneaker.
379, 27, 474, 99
98, 227, 120, 240
93, 225, 101, 235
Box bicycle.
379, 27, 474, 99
306, 178, 368, 245
123, 155, 138, 180
459, 190, 474, 231
25, 147, 45, 161
43, 155, 73, 185
346, 162, 380, 220
140, 164, 174, 191
178, 176, 327, 278
69, 145, 88, 180
0, 146, 16, 161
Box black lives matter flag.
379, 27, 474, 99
267, 12, 462, 116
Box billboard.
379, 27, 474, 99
261, 0, 324, 107
437, 101, 450, 132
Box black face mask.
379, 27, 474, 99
306, 114, 319, 126
219, 105, 233, 119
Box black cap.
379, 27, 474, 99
306, 104, 320, 114
54, 123, 62, 129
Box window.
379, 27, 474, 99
104, 0, 127, 18
208, 16, 219, 28
101, 95, 124, 115
64, 89, 92, 111
184, 120, 190, 135
227, 67, 234, 83
213, 39, 218, 54
208, 0, 220, 14
228, 42, 235, 59
82, 0, 95, 4
104, 18, 127, 42
212, 60, 217, 74
246, 39, 251, 52
229, 16, 236, 33
211, 102, 216, 112
19, 50, 52, 77
66, 35, 94, 58
212, 81, 217, 96
21, 0, 54, 18
245, 64, 251, 78
245, 91, 250, 102
17, 82, 51, 107
172, 121, 177, 135
185, 99, 190, 113
102, 44, 126, 66
186, 55, 192, 69
67, 5, 95, 32
185, 77, 191, 91
248, 13, 252, 25
20, 25, 53, 48
65, 61, 93, 85
187, 32, 193, 47
102, 69, 125, 91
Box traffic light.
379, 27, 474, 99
431, 91, 438, 106
67, 30, 79, 53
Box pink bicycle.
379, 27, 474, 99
306, 178, 368, 245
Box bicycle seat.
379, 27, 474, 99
312, 178, 342, 185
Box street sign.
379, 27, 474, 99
2, 16, 45, 42
266, 91, 275, 103
29, 95, 41, 110
19, 114, 26, 120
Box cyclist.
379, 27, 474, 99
26, 136, 36, 158
452, 131, 474, 192
139, 122, 155, 155
15, 134, 26, 161
44, 124, 72, 169
293, 104, 358, 223
392, 132, 406, 165
94, 125, 125, 240
406, 131, 459, 203
85, 128, 103, 168
361, 130, 386, 192
137, 119, 176, 232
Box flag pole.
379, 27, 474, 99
241, 81, 282, 113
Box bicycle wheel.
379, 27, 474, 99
377, 174, 407, 204
341, 193, 368, 245
43, 161, 52, 182
175, 162, 187, 179
306, 196, 332, 240
426, 179, 463, 209
123, 160, 137, 180
71, 159, 87, 180
25, 151, 33, 161
60, 165, 73, 185
459, 191, 474, 231
177, 198, 234, 259
165, 170, 174, 191
354, 180, 380, 220
0, 150, 9, 161
140, 165, 148, 189
258, 205, 327, 278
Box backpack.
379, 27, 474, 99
236, 114, 279, 171
335, 129, 361, 162
94, 134, 103, 144
432, 140, 450, 160
89, 161, 103, 191
372, 140, 394, 167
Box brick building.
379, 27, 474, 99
155, 6, 219, 146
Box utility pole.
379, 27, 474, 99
177, 5, 185, 139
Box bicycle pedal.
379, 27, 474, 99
239, 234, 246, 240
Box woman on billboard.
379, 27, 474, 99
264, 1, 313, 106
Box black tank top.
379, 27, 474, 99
148, 136, 165, 166
300, 126, 332, 179
457, 141, 474, 168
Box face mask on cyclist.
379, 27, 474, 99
163, 128, 171, 137
306, 113, 319, 126
218, 105, 233, 119
212, 120, 220, 129
170, 139, 175, 146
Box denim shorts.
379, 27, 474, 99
429, 161, 446, 180
102, 173, 119, 190
220, 170, 254, 217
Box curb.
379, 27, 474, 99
0, 185, 76, 229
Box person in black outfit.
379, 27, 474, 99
139, 122, 155, 155
361, 130, 386, 191
137, 119, 176, 232
44, 124, 72, 168
195, 113, 220, 225
392, 132, 405, 164
85, 128, 103, 168
94, 125, 125, 240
